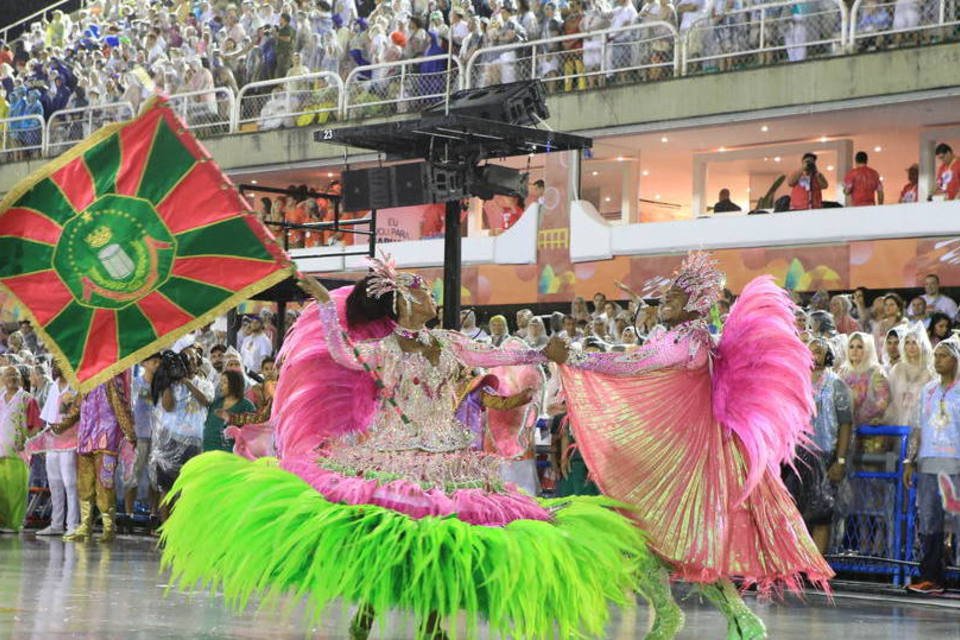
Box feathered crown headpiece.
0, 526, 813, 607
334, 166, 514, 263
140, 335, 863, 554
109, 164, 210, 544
671, 251, 725, 316
365, 251, 425, 313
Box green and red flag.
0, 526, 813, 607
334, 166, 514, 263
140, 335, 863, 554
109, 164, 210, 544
0, 97, 294, 392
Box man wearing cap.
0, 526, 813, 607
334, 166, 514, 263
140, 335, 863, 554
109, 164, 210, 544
904, 336, 960, 594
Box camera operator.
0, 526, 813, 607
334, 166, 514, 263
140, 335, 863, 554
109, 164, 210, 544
148, 349, 214, 523
787, 152, 829, 211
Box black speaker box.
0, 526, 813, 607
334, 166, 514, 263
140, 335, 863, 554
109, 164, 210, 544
425, 81, 548, 126
342, 167, 393, 212
391, 162, 429, 207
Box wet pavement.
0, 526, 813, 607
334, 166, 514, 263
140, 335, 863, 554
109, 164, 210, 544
1, 534, 958, 639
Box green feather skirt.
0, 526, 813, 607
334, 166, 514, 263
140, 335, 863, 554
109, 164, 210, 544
160, 452, 649, 639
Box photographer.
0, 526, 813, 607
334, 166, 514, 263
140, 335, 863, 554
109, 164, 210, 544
148, 349, 214, 523
788, 152, 829, 211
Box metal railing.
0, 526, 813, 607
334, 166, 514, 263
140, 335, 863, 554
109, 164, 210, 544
0, 0, 76, 46
45, 101, 135, 156
0, 114, 45, 162
343, 55, 464, 120
849, 0, 960, 48
682, 0, 848, 74
166, 87, 235, 138
467, 21, 680, 92
235, 71, 343, 132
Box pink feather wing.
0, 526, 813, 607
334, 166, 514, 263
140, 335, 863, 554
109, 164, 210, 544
712, 275, 815, 504
272, 286, 393, 460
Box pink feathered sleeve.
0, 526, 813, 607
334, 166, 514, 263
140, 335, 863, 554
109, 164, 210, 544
316, 300, 380, 371
444, 331, 547, 368
566, 329, 707, 376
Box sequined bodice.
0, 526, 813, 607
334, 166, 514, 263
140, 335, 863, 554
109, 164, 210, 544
317, 300, 546, 460
363, 334, 475, 453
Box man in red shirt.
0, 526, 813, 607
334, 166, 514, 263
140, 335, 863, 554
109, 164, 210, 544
843, 151, 884, 206
787, 152, 828, 211
934, 143, 960, 201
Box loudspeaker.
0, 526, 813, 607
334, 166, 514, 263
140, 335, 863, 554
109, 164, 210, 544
391, 162, 429, 207
425, 81, 548, 126
343, 167, 393, 212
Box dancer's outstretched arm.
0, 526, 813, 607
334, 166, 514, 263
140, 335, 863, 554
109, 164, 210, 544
545, 333, 707, 376
444, 331, 548, 368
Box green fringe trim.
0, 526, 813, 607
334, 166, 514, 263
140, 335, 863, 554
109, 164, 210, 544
160, 452, 648, 639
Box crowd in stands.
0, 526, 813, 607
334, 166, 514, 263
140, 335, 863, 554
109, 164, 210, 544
2, 0, 955, 154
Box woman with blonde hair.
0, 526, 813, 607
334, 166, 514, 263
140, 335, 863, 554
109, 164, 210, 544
886, 323, 934, 429
838, 331, 893, 556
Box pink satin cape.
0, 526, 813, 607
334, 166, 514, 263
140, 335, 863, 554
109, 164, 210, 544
560, 364, 832, 592
559, 277, 833, 593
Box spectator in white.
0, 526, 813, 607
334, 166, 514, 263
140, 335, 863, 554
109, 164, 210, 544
526, 317, 549, 348
240, 316, 273, 375
259, 86, 293, 129
640, 0, 678, 79
899, 163, 919, 203
843, 151, 884, 207
449, 8, 470, 53
184, 58, 217, 121
606, 0, 639, 77
785, 1, 813, 62
538, 3, 564, 83
335, 0, 360, 29
922, 274, 958, 319
145, 31, 166, 65
581, 0, 608, 88
35, 363, 79, 536
495, 10, 523, 85
125, 353, 160, 517
460, 309, 490, 342
515, 308, 533, 339
285, 51, 311, 90
149, 350, 213, 523
676, 0, 711, 62
488, 315, 510, 347
459, 17, 485, 64
559, 315, 583, 341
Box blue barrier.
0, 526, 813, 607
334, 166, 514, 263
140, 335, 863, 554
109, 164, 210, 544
828, 425, 916, 586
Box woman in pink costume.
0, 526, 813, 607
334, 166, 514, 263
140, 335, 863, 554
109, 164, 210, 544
545, 252, 834, 640
160, 254, 652, 640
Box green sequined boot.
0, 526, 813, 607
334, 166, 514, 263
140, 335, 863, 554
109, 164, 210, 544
700, 580, 767, 640
636, 556, 684, 640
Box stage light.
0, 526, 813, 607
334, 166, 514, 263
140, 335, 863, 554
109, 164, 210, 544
641, 170, 649, 176
660, 136, 669, 143
761, 125, 769, 132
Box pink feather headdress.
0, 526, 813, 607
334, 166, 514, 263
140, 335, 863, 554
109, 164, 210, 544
365, 251, 425, 313
671, 251, 725, 316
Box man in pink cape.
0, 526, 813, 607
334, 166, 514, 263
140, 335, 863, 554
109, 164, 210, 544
545, 252, 834, 640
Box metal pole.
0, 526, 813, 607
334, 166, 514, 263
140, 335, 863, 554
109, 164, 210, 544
369, 209, 378, 257
441, 200, 462, 330
275, 301, 287, 351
